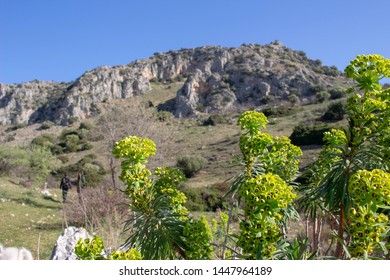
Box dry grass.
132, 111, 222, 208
62, 186, 130, 253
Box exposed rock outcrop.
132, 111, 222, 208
0, 41, 352, 125
51, 226, 92, 260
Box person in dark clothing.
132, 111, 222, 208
60, 173, 72, 203
77, 172, 86, 194
76, 172, 86, 203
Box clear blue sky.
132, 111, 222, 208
1, 0, 389, 84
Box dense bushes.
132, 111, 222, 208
0, 145, 60, 187
177, 155, 208, 177
180, 184, 228, 211
31, 122, 94, 154
321, 101, 346, 121
262, 105, 302, 117
202, 114, 229, 126
56, 154, 105, 186
289, 124, 335, 146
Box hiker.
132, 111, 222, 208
77, 172, 86, 194
76, 172, 86, 203
60, 173, 72, 203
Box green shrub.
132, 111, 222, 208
31, 133, 57, 149
156, 111, 173, 122
0, 145, 60, 186
259, 95, 275, 104
40, 120, 54, 130
289, 124, 334, 146
308, 84, 326, 95
5, 123, 26, 132
68, 116, 78, 124
314, 91, 331, 103
56, 127, 92, 153
79, 121, 94, 130
322, 101, 346, 121
262, 106, 301, 117
202, 114, 228, 126
329, 87, 346, 100
65, 134, 80, 152
81, 142, 94, 151
177, 155, 208, 177
180, 184, 228, 211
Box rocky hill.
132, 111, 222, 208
0, 41, 353, 125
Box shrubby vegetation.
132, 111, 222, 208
321, 101, 346, 121
202, 114, 229, 126
56, 154, 106, 186
0, 145, 60, 187
261, 105, 302, 117
180, 184, 228, 211
73, 53, 390, 260
289, 123, 334, 146
32, 121, 94, 154
176, 155, 208, 177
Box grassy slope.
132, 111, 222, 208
0, 81, 346, 259
0, 177, 64, 259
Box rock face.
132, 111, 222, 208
0, 41, 352, 125
51, 226, 92, 260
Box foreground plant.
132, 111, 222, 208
112, 136, 214, 259
302, 54, 390, 258
347, 169, 390, 258
75, 236, 142, 260
229, 111, 302, 259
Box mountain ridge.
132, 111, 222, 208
0, 41, 353, 125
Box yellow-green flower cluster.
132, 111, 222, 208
345, 54, 390, 92
183, 216, 214, 259
120, 162, 152, 189
154, 166, 188, 216
237, 111, 268, 135
239, 174, 296, 210
113, 136, 156, 163
113, 136, 157, 210
75, 236, 105, 260
75, 236, 143, 260
109, 248, 142, 260
239, 133, 273, 161
348, 206, 388, 257
348, 169, 390, 258
263, 136, 302, 181
323, 129, 348, 146
349, 169, 390, 206
238, 174, 296, 259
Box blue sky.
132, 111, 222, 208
1, 0, 389, 84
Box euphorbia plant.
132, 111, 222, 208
229, 111, 302, 259
112, 135, 213, 260
302, 54, 390, 258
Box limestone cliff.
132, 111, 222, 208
0, 41, 352, 125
